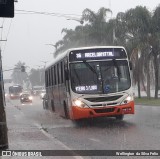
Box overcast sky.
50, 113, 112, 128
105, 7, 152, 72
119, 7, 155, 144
1, 0, 160, 78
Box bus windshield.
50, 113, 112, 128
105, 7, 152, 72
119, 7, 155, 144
70, 60, 131, 94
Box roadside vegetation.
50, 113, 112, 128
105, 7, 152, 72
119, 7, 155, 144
135, 97, 160, 106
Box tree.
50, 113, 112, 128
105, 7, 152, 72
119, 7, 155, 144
123, 6, 151, 98
82, 7, 112, 45
149, 5, 160, 98
29, 68, 45, 86
11, 61, 27, 85
54, 7, 112, 56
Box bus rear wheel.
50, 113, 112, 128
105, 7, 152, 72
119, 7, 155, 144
115, 115, 124, 120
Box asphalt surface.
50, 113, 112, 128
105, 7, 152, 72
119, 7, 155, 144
1, 96, 160, 159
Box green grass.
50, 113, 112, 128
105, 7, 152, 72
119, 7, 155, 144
135, 97, 160, 106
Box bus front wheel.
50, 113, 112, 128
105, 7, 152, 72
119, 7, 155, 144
115, 115, 124, 120
64, 102, 69, 119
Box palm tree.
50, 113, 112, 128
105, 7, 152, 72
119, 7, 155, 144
11, 61, 27, 85
54, 7, 112, 56
81, 7, 112, 45
123, 6, 151, 98
149, 5, 160, 98
29, 68, 45, 86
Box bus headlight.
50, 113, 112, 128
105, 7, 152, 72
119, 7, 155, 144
73, 99, 89, 108
121, 95, 133, 105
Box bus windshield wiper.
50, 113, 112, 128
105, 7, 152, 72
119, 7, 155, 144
83, 60, 99, 79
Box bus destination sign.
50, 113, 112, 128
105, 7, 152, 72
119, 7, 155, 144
77, 51, 113, 58
69, 48, 127, 62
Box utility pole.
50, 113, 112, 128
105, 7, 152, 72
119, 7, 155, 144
66, 18, 85, 44
0, 0, 16, 150
0, 48, 8, 149
45, 44, 57, 58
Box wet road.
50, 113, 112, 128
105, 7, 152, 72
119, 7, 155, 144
5, 97, 160, 159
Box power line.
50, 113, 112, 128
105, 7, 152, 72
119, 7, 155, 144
15, 9, 82, 19
0, 19, 13, 52
2, 19, 13, 52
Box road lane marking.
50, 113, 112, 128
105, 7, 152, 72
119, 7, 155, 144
89, 138, 100, 143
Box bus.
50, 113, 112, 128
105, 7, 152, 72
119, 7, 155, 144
44, 46, 134, 121
9, 85, 23, 99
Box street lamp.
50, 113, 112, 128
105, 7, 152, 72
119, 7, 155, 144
66, 18, 84, 25
66, 18, 85, 45
36, 65, 42, 84
45, 44, 57, 58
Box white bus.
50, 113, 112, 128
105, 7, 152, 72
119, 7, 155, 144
44, 46, 134, 120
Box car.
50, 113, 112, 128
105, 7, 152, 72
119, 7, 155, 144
20, 93, 33, 104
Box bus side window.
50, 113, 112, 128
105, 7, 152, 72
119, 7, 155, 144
64, 59, 69, 81
54, 66, 57, 85
57, 63, 60, 84
51, 67, 54, 86
61, 61, 64, 83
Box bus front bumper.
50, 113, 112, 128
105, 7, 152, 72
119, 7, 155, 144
71, 101, 134, 120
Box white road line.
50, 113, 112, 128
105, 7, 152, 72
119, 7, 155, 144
89, 138, 100, 143
34, 123, 84, 159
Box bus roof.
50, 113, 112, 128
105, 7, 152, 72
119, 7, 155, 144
45, 46, 126, 70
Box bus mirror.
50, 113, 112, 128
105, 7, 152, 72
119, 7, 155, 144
129, 61, 132, 70
65, 70, 69, 80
